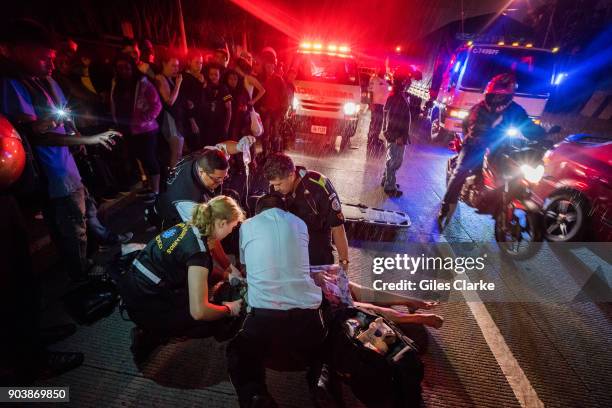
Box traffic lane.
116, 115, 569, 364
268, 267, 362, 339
491, 246, 612, 407
447, 239, 612, 407
348, 243, 521, 407
289, 118, 490, 242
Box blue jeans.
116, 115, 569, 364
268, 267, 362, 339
383, 142, 406, 190
43, 187, 88, 279
85, 194, 113, 243
442, 142, 487, 206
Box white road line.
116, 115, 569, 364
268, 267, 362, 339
440, 242, 545, 408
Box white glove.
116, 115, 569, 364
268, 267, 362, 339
223, 299, 243, 317
236, 136, 256, 153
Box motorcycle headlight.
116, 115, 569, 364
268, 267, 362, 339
520, 164, 545, 183
292, 96, 299, 110
343, 102, 358, 115
506, 127, 519, 137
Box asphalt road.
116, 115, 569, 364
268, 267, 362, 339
37, 111, 611, 408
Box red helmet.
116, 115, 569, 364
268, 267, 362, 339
484, 73, 516, 95
0, 115, 26, 190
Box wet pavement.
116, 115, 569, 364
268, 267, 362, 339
35, 111, 611, 407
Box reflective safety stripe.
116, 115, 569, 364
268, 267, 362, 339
191, 226, 206, 251
133, 259, 161, 284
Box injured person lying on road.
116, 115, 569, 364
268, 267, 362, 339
310, 264, 444, 329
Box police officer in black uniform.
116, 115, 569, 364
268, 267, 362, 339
262, 153, 349, 268
121, 196, 245, 363
152, 136, 256, 229
153, 147, 230, 229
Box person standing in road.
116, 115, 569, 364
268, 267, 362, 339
381, 69, 412, 198
261, 62, 288, 155
180, 50, 206, 152
155, 53, 184, 168
201, 64, 232, 146
110, 55, 162, 204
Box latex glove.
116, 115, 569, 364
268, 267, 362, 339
223, 299, 244, 317
236, 136, 256, 153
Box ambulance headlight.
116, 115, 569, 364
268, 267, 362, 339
448, 108, 468, 119
343, 102, 358, 115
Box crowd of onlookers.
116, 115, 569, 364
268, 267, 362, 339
0, 18, 295, 384
52, 32, 294, 203
2, 18, 299, 276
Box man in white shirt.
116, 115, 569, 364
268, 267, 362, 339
367, 66, 390, 152
227, 193, 326, 408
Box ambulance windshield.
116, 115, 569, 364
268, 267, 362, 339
293, 53, 359, 86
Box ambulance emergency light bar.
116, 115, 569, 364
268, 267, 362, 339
299, 41, 352, 57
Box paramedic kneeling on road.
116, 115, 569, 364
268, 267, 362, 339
227, 193, 326, 408
263, 153, 349, 267
120, 196, 245, 363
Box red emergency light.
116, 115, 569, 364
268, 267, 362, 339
300, 41, 350, 54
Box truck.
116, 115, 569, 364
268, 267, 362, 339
289, 41, 362, 151
408, 41, 558, 143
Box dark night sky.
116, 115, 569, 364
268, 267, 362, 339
229, 0, 515, 46
5, 0, 515, 46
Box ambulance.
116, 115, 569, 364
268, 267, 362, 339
412, 42, 557, 142
289, 41, 362, 150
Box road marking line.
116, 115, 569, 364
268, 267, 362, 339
440, 242, 545, 408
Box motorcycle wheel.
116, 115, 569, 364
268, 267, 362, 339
495, 206, 542, 260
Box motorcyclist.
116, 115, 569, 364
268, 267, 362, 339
437, 73, 545, 228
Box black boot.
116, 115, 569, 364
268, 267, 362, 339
384, 189, 403, 198
308, 363, 341, 408
437, 203, 457, 230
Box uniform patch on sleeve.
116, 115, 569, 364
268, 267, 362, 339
162, 229, 177, 239
331, 198, 341, 212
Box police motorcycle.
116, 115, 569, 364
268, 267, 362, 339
445, 125, 559, 259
